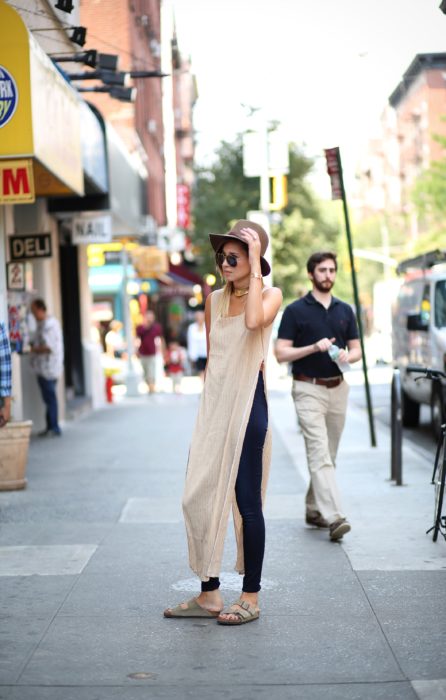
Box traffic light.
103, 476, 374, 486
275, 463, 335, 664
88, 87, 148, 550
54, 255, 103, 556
270, 175, 287, 211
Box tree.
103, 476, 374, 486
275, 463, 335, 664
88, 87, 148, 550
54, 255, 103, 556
192, 136, 259, 277
192, 135, 339, 303
272, 154, 339, 303
334, 211, 407, 307
412, 129, 446, 250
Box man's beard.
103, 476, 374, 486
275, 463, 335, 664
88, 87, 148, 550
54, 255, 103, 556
313, 279, 334, 293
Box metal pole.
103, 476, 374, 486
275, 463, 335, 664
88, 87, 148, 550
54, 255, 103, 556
390, 369, 403, 485
259, 119, 270, 216
258, 118, 272, 284
336, 149, 377, 447
121, 247, 140, 397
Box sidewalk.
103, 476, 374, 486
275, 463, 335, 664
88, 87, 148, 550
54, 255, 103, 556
0, 376, 445, 700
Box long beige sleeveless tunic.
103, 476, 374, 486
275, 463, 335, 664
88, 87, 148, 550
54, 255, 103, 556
182, 289, 273, 581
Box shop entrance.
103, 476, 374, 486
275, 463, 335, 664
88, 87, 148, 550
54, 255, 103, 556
59, 239, 85, 398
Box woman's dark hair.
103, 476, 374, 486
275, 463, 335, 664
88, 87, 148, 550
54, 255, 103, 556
306, 252, 337, 274
32, 298, 47, 312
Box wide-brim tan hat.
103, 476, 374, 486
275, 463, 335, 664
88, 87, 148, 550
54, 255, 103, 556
209, 219, 271, 276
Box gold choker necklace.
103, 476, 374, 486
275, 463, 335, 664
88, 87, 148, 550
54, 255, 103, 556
233, 287, 249, 297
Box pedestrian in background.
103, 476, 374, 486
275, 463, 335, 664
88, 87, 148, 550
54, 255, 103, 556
164, 219, 282, 625
30, 299, 64, 437
186, 308, 207, 381
136, 310, 163, 394
104, 320, 125, 358
275, 251, 361, 541
0, 322, 12, 427
164, 338, 186, 394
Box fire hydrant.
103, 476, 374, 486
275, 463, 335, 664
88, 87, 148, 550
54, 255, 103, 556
105, 374, 114, 403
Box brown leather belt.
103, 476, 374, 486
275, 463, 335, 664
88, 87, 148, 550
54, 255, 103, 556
293, 373, 343, 388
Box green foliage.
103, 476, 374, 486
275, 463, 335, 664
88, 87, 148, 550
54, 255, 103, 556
192, 136, 339, 303
271, 190, 339, 304
192, 136, 259, 276
339, 212, 407, 307
413, 158, 446, 232
411, 227, 446, 254
412, 123, 446, 244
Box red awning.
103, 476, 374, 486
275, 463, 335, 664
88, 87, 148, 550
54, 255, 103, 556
169, 262, 203, 285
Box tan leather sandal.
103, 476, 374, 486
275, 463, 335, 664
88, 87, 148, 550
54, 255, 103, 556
217, 598, 260, 626
163, 597, 222, 618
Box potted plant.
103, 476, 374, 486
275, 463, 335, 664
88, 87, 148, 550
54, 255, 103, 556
0, 418, 32, 490
0, 320, 32, 490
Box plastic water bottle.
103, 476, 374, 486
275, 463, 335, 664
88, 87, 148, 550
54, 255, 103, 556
328, 344, 351, 373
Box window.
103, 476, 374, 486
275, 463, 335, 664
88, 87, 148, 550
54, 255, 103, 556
435, 280, 446, 328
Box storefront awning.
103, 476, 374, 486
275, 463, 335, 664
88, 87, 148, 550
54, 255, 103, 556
49, 112, 146, 227
88, 263, 159, 295
107, 124, 147, 237
0, 1, 84, 202
80, 102, 108, 195
166, 271, 194, 286
169, 262, 205, 285
47, 102, 109, 215
158, 263, 208, 299
168, 262, 209, 294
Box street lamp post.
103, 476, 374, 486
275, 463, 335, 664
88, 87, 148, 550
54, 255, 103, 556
243, 115, 273, 283
121, 246, 140, 397
243, 111, 290, 283
259, 119, 270, 216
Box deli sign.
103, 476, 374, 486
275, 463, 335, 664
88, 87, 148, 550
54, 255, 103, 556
9, 233, 52, 261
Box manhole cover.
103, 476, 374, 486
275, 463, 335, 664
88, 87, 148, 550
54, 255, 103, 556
128, 672, 157, 680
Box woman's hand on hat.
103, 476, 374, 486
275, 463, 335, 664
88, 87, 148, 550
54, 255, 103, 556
239, 227, 261, 263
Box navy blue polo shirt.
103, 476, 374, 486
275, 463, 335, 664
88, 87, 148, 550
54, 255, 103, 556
277, 292, 359, 378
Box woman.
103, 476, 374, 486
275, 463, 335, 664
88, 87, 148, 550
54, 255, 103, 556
164, 220, 282, 625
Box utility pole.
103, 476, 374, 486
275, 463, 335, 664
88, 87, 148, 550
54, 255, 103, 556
243, 111, 289, 283
242, 111, 271, 281
121, 245, 140, 397
259, 118, 270, 216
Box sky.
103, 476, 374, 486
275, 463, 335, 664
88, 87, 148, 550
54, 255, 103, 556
172, 0, 446, 196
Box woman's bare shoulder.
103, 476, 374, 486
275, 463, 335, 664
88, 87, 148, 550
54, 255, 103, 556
262, 285, 283, 300
206, 289, 221, 305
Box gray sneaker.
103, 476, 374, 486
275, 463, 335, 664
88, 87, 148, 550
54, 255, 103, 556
305, 511, 329, 528
329, 519, 351, 541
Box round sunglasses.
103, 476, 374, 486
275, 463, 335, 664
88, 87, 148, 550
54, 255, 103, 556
216, 251, 240, 268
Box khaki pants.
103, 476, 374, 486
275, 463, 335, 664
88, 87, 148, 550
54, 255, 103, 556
292, 378, 349, 524
140, 355, 157, 384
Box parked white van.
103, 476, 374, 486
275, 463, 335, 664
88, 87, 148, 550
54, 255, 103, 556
392, 250, 446, 437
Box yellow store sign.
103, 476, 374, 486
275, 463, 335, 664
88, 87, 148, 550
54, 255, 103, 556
0, 159, 34, 204
131, 246, 169, 278
0, 1, 83, 198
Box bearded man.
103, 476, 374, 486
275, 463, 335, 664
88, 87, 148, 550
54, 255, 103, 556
275, 251, 361, 541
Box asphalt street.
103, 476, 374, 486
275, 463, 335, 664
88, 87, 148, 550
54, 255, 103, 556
348, 366, 436, 458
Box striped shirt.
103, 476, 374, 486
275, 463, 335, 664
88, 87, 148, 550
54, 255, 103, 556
0, 322, 12, 398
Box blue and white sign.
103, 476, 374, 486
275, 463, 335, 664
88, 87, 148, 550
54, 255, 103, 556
0, 65, 18, 128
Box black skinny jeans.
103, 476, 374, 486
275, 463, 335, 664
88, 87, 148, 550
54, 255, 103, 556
201, 372, 268, 593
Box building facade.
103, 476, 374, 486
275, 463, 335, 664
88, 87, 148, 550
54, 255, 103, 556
355, 53, 446, 242
0, 0, 96, 428
0, 0, 199, 430
80, 0, 167, 226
